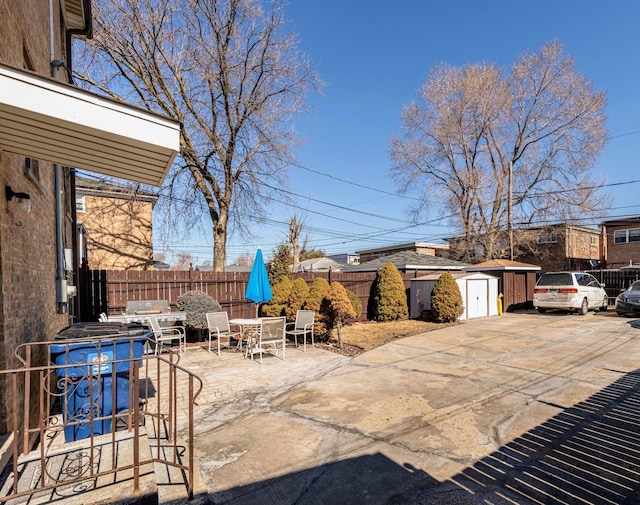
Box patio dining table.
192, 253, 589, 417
229, 317, 262, 355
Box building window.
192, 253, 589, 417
24, 157, 40, 183
614, 228, 640, 244
537, 233, 557, 244
590, 236, 598, 245
76, 195, 86, 213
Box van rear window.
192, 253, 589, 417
537, 273, 573, 286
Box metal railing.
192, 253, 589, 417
0, 335, 202, 503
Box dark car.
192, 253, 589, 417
615, 281, 640, 316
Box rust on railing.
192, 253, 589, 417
0, 336, 202, 503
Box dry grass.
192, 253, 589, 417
319, 319, 456, 356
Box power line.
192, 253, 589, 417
285, 160, 421, 201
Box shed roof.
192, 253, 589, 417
464, 259, 541, 271
413, 272, 498, 281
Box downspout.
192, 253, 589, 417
51, 0, 93, 315
65, 1, 92, 318
51, 59, 67, 314
49, 0, 66, 313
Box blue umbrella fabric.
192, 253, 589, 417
245, 248, 273, 306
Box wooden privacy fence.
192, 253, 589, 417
79, 267, 639, 323
80, 269, 426, 322
587, 269, 640, 300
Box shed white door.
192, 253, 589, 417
467, 279, 488, 318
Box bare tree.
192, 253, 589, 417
234, 252, 253, 266
173, 252, 195, 270
74, 0, 321, 270
390, 42, 608, 262
288, 215, 302, 272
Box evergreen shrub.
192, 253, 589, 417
285, 278, 310, 320
177, 290, 222, 332
323, 281, 357, 350
303, 277, 330, 337
262, 277, 293, 317
430, 272, 464, 322
346, 289, 362, 318
367, 262, 408, 322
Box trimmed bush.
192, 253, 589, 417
346, 288, 362, 318
367, 262, 408, 322
285, 278, 310, 320
262, 277, 293, 317
177, 290, 222, 332
323, 281, 357, 350
430, 272, 464, 322
303, 277, 330, 337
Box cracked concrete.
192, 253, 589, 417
173, 310, 640, 504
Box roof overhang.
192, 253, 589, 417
61, 0, 91, 33
0, 63, 180, 187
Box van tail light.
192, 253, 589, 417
534, 287, 578, 294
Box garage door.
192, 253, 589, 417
467, 279, 488, 319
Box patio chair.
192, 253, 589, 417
246, 317, 286, 364
147, 315, 186, 355
285, 310, 315, 352
206, 312, 242, 355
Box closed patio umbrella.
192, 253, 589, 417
245, 248, 273, 316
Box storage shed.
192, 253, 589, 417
463, 259, 540, 312
410, 272, 499, 320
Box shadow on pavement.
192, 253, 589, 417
182, 367, 640, 505
418, 367, 640, 504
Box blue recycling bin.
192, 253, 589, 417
50, 322, 150, 442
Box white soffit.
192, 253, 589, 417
0, 63, 180, 187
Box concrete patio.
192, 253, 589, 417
173, 309, 640, 504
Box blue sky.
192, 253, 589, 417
164, 1, 640, 265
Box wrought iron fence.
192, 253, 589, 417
0, 336, 202, 503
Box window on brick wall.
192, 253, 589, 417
614, 228, 640, 244
24, 157, 40, 182
537, 233, 557, 244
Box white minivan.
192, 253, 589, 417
533, 271, 608, 315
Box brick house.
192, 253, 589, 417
447, 224, 602, 273
0, 0, 179, 435
76, 177, 157, 270
602, 217, 640, 269
516, 224, 602, 272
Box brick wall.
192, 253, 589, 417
79, 194, 155, 270
605, 223, 640, 268
0, 0, 72, 435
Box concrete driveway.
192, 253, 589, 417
179, 310, 640, 504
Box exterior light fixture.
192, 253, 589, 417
5, 186, 31, 213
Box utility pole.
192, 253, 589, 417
508, 161, 514, 261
